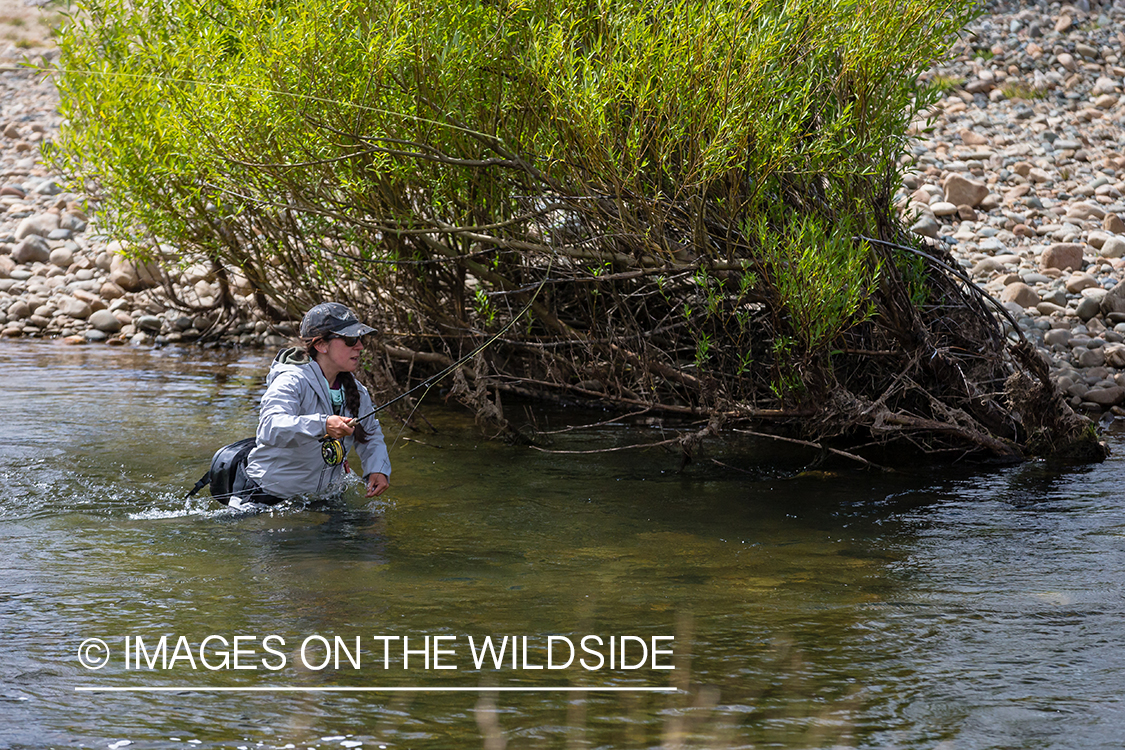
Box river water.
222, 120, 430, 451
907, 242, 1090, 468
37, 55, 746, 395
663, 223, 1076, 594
2, 341, 1125, 749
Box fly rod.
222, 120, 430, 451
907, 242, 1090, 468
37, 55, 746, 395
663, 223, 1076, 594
318, 265, 551, 465
356, 264, 550, 423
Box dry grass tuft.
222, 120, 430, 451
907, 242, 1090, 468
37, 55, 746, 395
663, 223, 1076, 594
0, 0, 59, 51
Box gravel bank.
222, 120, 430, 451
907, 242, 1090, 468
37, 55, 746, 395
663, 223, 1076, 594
0, 48, 298, 349
903, 0, 1125, 416
1, 1, 1124, 417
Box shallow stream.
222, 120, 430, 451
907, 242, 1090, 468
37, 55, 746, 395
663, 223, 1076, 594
2, 341, 1125, 749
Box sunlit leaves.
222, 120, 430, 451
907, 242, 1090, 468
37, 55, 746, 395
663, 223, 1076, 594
50, 0, 975, 404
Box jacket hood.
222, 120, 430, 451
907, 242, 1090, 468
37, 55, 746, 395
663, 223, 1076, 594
266, 346, 314, 388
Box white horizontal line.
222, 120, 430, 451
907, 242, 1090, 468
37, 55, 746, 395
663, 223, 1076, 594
75, 686, 677, 693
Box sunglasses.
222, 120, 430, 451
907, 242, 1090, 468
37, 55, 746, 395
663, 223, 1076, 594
328, 334, 362, 347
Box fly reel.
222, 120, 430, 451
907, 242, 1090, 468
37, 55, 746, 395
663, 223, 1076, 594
320, 436, 346, 466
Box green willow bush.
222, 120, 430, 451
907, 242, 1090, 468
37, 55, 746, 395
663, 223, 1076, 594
50, 0, 1104, 461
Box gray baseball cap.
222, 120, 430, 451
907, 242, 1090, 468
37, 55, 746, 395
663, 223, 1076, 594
299, 302, 376, 339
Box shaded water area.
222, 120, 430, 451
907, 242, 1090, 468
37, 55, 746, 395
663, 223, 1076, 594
3, 341, 1125, 749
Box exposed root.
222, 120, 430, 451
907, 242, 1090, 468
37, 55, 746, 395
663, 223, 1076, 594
1007, 342, 1107, 462
355, 216, 1105, 465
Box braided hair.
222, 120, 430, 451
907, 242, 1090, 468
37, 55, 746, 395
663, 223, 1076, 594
305, 338, 370, 444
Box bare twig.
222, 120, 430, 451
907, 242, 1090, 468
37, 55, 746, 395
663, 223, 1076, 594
731, 428, 892, 471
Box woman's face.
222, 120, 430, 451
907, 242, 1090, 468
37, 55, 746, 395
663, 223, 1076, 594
318, 335, 365, 378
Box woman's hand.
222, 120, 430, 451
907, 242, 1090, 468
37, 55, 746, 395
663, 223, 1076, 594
325, 415, 356, 439
365, 472, 389, 497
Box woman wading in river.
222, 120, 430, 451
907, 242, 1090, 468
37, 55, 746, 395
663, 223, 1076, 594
226, 302, 391, 508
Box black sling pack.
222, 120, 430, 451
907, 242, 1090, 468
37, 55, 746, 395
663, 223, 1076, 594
184, 437, 256, 501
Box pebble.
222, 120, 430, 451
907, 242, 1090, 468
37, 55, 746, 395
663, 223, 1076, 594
0, 56, 300, 351
3, 3, 1125, 416
904, 0, 1125, 412
87, 309, 122, 333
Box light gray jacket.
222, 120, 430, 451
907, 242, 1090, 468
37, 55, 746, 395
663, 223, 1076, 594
244, 349, 391, 498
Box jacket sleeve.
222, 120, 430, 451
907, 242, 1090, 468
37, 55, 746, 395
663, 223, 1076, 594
256, 371, 328, 448
355, 386, 392, 477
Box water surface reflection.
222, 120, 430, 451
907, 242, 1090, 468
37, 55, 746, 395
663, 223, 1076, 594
2, 340, 1124, 749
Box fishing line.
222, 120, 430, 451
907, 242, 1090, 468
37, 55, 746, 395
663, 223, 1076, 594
45, 65, 551, 481
188, 264, 552, 500
315, 259, 552, 462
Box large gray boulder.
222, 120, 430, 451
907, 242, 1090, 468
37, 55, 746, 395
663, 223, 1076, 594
109, 252, 161, 292
11, 236, 50, 264
88, 309, 122, 333
1100, 280, 1125, 316
57, 296, 92, 319
1101, 237, 1125, 259
15, 212, 60, 240
6, 299, 30, 320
